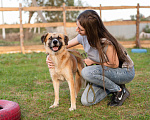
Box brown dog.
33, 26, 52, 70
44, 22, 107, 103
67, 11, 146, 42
41, 33, 84, 111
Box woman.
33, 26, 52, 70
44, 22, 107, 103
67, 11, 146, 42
46, 10, 135, 106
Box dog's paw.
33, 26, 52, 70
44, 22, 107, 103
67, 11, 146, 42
49, 104, 59, 108
69, 107, 76, 111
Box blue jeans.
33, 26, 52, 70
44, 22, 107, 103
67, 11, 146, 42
81, 65, 135, 106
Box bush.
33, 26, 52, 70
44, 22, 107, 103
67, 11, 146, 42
143, 24, 150, 33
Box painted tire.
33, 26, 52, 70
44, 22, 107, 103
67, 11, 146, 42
0, 100, 21, 120
131, 49, 147, 53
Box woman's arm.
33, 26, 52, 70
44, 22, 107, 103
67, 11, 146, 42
46, 55, 55, 69
84, 45, 119, 68
104, 45, 119, 68
67, 36, 80, 49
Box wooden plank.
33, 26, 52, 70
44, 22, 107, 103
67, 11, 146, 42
122, 44, 136, 48
1, 20, 150, 29
22, 6, 139, 11
119, 41, 135, 45
140, 21, 150, 23
22, 6, 63, 11
0, 21, 143, 28
66, 22, 76, 27
0, 45, 45, 54
65, 6, 99, 11
140, 40, 150, 44
0, 6, 150, 12
0, 7, 19, 11
101, 6, 137, 10
23, 23, 64, 28
24, 45, 45, 50
0, 24, 20, 28
0, 46, 21, 51
140, 6, 150, 8
0, 23, 64, 28
104, 21, 136, 26
141, 44, 150, 48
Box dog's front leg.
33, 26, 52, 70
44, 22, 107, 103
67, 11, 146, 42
49, 79, 59, 108
65, 74, 76, 111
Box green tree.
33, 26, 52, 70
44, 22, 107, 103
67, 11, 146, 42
130, 13, 146, 21
130, 15, 135, 21
45, 0, 81, 22
23, 0, 84, 23
143, 24, 150, 33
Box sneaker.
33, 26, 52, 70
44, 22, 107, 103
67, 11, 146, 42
107, 92, 116, 106
114, 88, 124, 103
108, 85, 130, 106
117, 84, 130, 106
120, 84, 130, 97
107, 90, 124, 106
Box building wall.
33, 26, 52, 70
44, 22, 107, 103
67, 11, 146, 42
106, 23, 150, 39
106, 25, 136, 39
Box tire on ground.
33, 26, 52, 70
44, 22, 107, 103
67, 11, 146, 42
0, 100, 21, 120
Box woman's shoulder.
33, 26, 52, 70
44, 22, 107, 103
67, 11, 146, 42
77, 34, 87, 45
101, 38, 112, 45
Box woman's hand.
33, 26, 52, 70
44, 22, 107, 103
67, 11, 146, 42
83, 58, 95, 66
46, 55, 54, 69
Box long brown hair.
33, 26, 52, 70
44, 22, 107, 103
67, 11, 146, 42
77, 10, 129, 66
77, 10, 130, 89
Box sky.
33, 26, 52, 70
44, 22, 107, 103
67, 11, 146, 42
0, 0, 150, 24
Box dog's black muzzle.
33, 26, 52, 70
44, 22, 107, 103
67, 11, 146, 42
49, 39, 62, 52
52, 39, 59, 45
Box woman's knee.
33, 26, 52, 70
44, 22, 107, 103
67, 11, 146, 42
81, 83, 108, 106
80, 83, 93, 106
81, 67, 92, 80
81, 94, 89, 106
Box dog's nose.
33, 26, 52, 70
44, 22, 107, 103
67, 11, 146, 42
53, 40, 58, 44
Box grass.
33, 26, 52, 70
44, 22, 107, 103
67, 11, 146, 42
0, 49, 150, 120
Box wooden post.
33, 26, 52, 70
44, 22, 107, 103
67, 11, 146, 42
1, 0, 6, 39
100, 4, 102, 18
136, 3, 141, 48
63, 3, 67, 35
19, 3, 25, 54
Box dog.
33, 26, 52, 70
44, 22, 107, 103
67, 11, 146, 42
41, 33, 85, 111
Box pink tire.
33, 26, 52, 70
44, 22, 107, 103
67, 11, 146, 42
0, 100, 21, 120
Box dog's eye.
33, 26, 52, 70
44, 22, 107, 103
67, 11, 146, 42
49, 36, 53, 40
58, 36, 62, 39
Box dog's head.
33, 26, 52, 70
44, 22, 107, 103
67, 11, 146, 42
41, 33, 69, 53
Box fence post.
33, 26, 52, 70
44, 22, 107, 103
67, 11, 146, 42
1, 0, 6, 39
136, 3, 141, 48
100, 4, 102, 18
19, 3, 25, 54
63, 3, 67, 35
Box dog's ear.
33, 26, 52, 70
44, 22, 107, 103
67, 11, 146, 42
41, 33, 48, 43
64, 35, 69, 45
